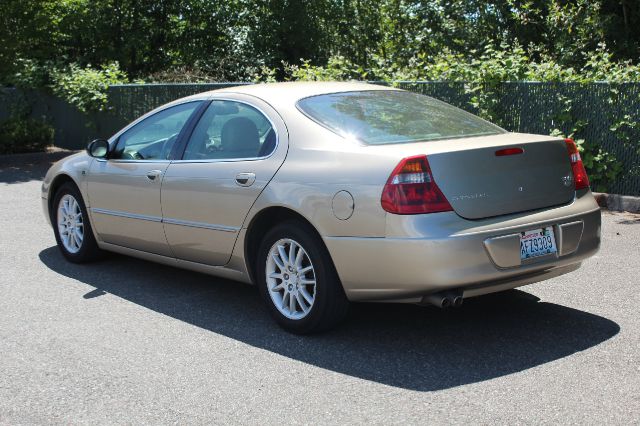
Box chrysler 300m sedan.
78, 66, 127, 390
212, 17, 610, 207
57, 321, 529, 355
42, 82, 601, 333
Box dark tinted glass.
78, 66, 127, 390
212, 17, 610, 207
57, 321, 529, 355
183, 101, 275, 160
297, 90, 505, 145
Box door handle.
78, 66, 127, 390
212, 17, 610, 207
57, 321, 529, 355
235, 172, 256, 187
146, 169, 163, 181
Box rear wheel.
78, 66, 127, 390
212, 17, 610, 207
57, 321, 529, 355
52, 182, 102, 263
257, 221, 349, 334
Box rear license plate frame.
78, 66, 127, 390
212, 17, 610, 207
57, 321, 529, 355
520, 226, 557, 260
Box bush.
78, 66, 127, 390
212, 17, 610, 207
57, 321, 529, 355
51, 62, 128, 113
0, 117, 54, 155
259, 43, 640, 84
576, 139, 624, 193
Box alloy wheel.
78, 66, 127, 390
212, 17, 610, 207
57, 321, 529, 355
265, 238, 316, 320
57, 194, 84, 254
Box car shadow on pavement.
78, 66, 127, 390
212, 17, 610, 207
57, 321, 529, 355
0, 151, 75, 184
39, 246, 619, 392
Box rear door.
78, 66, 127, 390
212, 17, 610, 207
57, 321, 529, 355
161, 94, 288, 265
87, 101, 202, 256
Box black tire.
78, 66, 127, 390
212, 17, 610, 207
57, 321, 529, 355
51, 182, 103, 263
256, 220, 350, 334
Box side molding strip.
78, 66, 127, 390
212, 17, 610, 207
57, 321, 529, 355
91, 208, 239, 232
162, 218, 238, 233
91, 208, 162, 223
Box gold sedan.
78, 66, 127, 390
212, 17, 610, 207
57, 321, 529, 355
42, 82, 601, 333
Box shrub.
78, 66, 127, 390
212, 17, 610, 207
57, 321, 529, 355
51, 62, 128, 113
576, 139, 624, 193
0, 117, 54, 155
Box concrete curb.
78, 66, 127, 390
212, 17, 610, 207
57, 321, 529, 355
593, 192, 640, 214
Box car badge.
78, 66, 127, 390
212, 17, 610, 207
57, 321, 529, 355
562, 174, 574, 187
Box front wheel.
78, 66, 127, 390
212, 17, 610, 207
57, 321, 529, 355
257, 221, 349, 334
52, 182, 102, 263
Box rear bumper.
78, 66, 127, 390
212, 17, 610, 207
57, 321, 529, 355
324, 192, 601, 302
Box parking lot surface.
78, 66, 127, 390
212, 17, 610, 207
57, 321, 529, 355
1, 157, 639, 424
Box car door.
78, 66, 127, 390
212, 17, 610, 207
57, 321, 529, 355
87, 100, 203, 256
161, 95, 288, 265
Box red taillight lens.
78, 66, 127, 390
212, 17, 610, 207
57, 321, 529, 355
381, 155, 453, 214
565, 138, 590, 190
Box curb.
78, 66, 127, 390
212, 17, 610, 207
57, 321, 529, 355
592, 192, 640, 214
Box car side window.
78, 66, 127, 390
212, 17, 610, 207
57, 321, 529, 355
112, 101, 201, 160
182, 100, 276, 160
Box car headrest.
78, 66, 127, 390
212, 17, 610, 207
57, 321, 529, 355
221, 117, 260, 154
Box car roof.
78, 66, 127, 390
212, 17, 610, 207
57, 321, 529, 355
199, 81, 397, 104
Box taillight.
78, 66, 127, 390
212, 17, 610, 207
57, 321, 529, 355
565, 138, 590, 190
495, 147, 524, 156
381, 155, 453, 214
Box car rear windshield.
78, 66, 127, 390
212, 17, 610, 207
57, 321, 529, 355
297, 90, 505, 145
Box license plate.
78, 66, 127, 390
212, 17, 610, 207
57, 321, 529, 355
520, 226, 557, 260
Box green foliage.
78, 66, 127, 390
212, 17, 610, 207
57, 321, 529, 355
0, 117, 54, 155
7, 59, 54, 88
3, 0, 640, 86
270, 43, 640, 85
577, 139, 625, 193
287, 57, 367, 81
610, 114, 639, 147
50, 62, 128, 113
253, 66, 278, 83
550, 129, 624, 193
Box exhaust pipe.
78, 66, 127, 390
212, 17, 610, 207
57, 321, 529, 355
448, 292, 464, 308
422, 290, 464, 308
423, 293, 452, 308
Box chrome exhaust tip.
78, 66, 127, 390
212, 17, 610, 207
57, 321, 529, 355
421, 290, 463, 309
423, 293, 451, 308
451, 295, 463, 308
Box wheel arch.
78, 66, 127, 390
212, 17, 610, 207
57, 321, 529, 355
47, 174, 79, 220
244, 206, 330, 285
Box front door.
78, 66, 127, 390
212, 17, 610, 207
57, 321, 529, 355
87, 101, 202, 256
161, 97, 288, 265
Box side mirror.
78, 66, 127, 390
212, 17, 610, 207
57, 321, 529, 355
87, 139, 109, 158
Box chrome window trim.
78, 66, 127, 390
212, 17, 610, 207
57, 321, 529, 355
173, 96, 280, 164
169, 156, 274, 164
95, 159, 172, 164
90, 208, 240, 232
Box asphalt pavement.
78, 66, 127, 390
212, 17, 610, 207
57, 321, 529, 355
1, 156, 639, 424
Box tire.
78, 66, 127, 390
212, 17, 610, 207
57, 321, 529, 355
256, 220, 349, 334
52, 182, 103, 263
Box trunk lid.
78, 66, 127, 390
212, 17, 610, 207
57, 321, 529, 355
425, 134, 575, 219
370, 133, 576, 219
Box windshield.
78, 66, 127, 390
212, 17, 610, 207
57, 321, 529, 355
297, 90, 505, 145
